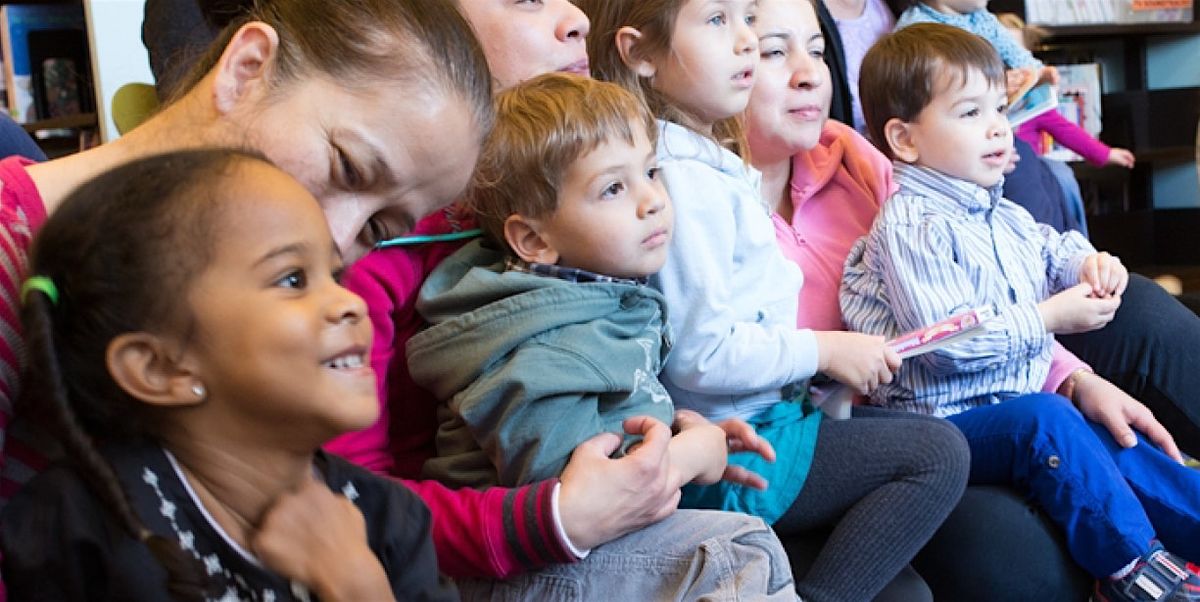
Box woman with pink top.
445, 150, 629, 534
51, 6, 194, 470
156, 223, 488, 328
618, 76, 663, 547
745, 0, 1183, 599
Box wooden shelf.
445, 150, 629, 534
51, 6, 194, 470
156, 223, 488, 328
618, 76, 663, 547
21, 112, 97, 134
1043, 20, 1200, 39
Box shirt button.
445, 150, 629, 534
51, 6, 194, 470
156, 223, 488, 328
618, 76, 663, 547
1047, 455, 1061, 469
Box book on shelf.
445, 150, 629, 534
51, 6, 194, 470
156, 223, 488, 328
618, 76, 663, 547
1024, 0, 1192, 26
810, 306, 997, 419
0, 4, 89, 124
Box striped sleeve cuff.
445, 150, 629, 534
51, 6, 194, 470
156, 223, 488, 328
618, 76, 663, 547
502, 478, 577, 572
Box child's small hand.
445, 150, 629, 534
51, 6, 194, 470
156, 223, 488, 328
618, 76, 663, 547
1038, 283, 1120, 334
1080, 251, 1128, 298
1004, 67, 1035, 100
813, 331, 902, 396
1004, 145, 1021, 174
712, 415, 775, 490
1106, 148, 1135, 168
252, 477, 391, 600
671, 410, 728, 486
1037, 65, 1059, 86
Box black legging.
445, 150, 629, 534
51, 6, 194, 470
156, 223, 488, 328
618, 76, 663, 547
774, 406, 970, 602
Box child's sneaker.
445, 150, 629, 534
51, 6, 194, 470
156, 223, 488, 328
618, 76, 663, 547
1094, 545, 1200, 602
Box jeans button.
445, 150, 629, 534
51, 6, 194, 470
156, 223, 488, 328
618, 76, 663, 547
1047, 455, 1061, 469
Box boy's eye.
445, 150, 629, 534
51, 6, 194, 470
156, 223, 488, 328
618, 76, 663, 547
997, 103, 1009, 115
647, 166, 661, 181
962, 108, 980, 118
602, 181, 626, 198
708, 12, 727, 26
277, 269, 308, 290
744, 13, 755, 26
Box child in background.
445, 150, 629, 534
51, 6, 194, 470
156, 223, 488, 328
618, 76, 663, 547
2, 150, 453, 601
408, 73, 766, 492
895, 0, 1058, 94
842, 23, 1200, 602
999, 11, 1134, 236
579, 1, 973, 600
824, 0, 896, 133
999, 13, 1135, 170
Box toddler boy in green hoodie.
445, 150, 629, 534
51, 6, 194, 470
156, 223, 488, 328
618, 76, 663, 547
408, 73, 772, 489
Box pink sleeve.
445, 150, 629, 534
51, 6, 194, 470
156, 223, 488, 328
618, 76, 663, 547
1030, 111, 1112, 167
1043, 341, 1091, 394
403, 477, 574, 579
324, 248, 415, 474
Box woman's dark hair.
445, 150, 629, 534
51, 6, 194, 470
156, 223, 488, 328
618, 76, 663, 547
20, 149, 272, 600
171, 0, 494, 136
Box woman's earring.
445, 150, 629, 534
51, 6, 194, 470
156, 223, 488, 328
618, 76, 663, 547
191, 383, 206, 400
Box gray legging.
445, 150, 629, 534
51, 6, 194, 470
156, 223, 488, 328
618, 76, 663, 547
774, 406, 970, 602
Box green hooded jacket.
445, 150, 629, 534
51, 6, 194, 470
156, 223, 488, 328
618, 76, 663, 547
408, 240, 675, 488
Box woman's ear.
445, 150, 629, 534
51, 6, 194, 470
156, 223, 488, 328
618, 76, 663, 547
616, 26, 657, 79
106, 333, 205, 409
212, 22, 280, 115
503, 214, 560, 265
884, 117, 920, 163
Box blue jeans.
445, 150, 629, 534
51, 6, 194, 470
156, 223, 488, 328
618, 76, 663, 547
946, 394, 1200, 577
455, 509, 799, 601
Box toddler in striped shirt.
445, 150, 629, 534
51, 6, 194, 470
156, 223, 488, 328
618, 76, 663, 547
840, 22, 1200, 602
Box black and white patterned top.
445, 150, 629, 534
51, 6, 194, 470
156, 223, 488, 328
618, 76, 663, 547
1, 440, 455, 601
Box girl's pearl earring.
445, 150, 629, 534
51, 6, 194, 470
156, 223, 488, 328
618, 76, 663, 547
191, 383, 206, 400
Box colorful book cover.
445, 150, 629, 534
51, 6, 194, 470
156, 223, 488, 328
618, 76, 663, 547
810, 307, 996, 419
0, 5, 86, 123
1008, 83, 1060, 128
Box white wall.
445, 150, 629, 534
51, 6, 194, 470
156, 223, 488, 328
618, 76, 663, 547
84, 0, 152, 142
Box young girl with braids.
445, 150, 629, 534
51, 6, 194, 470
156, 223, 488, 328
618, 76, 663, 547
1, 150, 454, 601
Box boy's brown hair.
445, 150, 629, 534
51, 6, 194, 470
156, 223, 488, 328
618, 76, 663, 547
860, 23, 1007, 160
469, 72, 658, 252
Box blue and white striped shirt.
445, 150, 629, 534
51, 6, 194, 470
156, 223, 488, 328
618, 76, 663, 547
839, 164, 1093, 417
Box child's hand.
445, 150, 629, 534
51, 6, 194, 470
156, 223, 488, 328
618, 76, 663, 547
1038, 283, 1120, 334
711, 414, 776, 490
671, 410, 729, 486
1080, 251, 1128, 298
1106, 148, 1135, 168
813, 331, 902, 395
252, 477, 392, 600
1037, 65, 1059, 86
1072, 371, 1184, 463
1005, 67, 1035, 100
1004, 145, 1021, 174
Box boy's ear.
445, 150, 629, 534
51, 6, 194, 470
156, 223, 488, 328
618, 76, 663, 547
503, 214, 561, 265
883, 117, 920, 163
616, 26, 657, 79
212, 22, 280, 115
106, 333, 206, 409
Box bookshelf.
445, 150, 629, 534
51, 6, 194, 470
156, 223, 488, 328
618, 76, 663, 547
993, 0, 1200, 267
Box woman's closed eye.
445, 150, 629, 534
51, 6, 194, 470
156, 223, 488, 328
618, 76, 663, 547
335, 146, 363, 190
